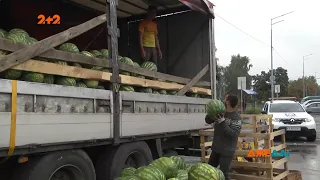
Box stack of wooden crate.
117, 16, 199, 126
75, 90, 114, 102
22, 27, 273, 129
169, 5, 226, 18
199, 114, 301, 180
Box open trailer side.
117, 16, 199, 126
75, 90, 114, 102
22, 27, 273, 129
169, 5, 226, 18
0, 0, 216, 179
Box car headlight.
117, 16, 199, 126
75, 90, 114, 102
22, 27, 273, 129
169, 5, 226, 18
306, 118, 313, 122
272, 118, 281, 122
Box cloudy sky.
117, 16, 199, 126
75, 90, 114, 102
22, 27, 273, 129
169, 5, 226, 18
211, 0, 320, 82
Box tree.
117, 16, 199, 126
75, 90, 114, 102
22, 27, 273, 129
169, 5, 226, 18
224, 54, 253, 93
288, 76, 319, 98
252, 67, 289, 101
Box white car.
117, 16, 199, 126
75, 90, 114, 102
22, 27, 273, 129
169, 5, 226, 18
261, 100, 316, 142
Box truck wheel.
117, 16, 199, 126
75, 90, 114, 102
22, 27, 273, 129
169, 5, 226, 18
96, 141, 153, 180
11, 150, 95, 180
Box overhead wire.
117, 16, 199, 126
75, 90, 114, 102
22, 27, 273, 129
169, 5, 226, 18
215, 13, 288, 64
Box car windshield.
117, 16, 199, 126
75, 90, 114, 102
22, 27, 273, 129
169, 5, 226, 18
269, 103, 305, 113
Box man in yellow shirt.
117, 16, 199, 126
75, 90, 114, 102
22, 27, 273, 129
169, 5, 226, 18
139, 6, 162, 65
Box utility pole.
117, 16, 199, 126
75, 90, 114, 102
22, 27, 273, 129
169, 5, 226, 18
270, 11, 293, 102
302, 53, 315, 97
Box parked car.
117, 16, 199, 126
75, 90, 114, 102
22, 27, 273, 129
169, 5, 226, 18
301, 96, 320, 104
305, 102, 320, 114
261, 100, 316, 141
301, 99, 320, 107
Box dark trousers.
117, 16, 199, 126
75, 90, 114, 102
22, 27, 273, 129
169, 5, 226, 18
208, 151, 233, 180
142, 47, 157, 65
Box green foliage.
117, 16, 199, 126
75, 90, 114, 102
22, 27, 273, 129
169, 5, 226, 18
224, 54, 253, 93
288, 76, 319, 98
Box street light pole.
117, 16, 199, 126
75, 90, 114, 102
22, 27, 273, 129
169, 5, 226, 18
270, 11, 293, 103
302, 53, 314, 97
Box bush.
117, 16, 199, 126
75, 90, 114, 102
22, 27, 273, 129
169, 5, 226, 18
245, 107, 261, 114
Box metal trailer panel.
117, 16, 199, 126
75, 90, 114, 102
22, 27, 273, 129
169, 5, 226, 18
121, 113, 210, 137
120, 91, 211, 137
0, 79, 210, 149
0, 113, 113, 148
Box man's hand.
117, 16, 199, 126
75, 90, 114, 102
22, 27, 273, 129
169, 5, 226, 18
158, 49, 162, 59
141, 49, 146, 58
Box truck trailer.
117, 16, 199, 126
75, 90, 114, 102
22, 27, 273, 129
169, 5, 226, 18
0, 0, 216, 179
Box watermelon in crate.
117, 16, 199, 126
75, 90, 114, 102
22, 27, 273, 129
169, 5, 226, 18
115, 176, 139, 180
76, 82, 87, 88
55, 77, 77, 87
131, 62, 141, 77
90, 50, 103, 58
100, 49, 109, 58
58, 43, 79, 53
4, 69, 22, 80
120, 86, 135, 92
83, 80, 99, 88
141, 61, 157, 71
0, 29, 7, 38
206, 99, 225, 117
6, 32, 28, 45
22, 72, 44, 83
43, 75, 55, 84
80, 51, 95, 68
159, 89, 167, 95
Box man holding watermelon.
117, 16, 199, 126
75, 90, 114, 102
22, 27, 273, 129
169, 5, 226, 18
205, 93, 242, 180
139, 5, 162, 65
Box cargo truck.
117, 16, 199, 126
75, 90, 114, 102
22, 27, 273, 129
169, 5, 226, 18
0, 0, 216, 179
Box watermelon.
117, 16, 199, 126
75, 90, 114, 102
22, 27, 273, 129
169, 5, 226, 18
90, 50, 103, 57
170, 156, 186, 170
59, 43, 79, 53
150, 157, 178, 179
120, 86, 135, 92
159, 89, 167, 95
188, 163, 219, 180
27, 37, 38, 45
55, 77, 77, 86
0, 29, 7, 38
140, 88, 153, 93
167, 90, 177, 95
73, 63, 82, 67
76, 82, 87, 88
131, 62, 140, 77
120, 167, 136, 177
43, 75, 55, 84
185, 164, 193, 172
6, 33, 28, 44
91, 66, 104, 71
100, 49, 109, 58
22, 72, 44, 83
83, 80, 99, 88
80, 51, 95, 68
120, 57, 135, 66
55, 61, 68, 66
153, 90, 160, 94
215, 168, 225, 180
135, 166, 165, 180
115, 176, 139, 180
206, 99, 225, 117
141, 61, 157, 71
167, 179, 177, 180
190, 93, 199, 98
176, 170, 188, 180
9, 28, 29, 37
4, 69, 22, 80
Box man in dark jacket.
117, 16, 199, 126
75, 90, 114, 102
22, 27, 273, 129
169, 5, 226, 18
205, 93, 242, 180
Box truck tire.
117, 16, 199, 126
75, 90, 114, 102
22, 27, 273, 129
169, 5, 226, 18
11, 150, 95, 180
95, 141, 153, 180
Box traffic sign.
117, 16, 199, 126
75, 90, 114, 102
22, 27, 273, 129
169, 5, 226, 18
237, 77, 246, 90
275, 85, 280, 93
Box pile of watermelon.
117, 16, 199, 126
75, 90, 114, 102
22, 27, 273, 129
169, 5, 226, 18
0, 28, 210, 98
116, 156, 225, 180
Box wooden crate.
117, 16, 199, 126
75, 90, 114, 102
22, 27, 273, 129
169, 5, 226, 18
200, 114, 291, 180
